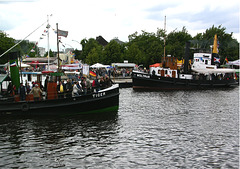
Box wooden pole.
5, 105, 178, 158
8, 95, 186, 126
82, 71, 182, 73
56, 23, 60, 72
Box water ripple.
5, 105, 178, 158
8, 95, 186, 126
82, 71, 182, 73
0, 87, 239, 168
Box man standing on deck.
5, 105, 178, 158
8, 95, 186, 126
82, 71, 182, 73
29, 84, 42, 101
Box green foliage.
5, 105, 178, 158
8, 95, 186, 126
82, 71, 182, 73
80, 38, 103, 63
73, 49, 81, 60
44, 49, 54, 57
103, 40, 124, 64
0, 31, 15, 63
127, 30, 164, 66
192, 25, 239, 61
1, 25, 239, 66
166, 27, 192, 59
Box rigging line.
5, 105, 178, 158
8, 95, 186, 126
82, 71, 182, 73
0, 20, 48, 58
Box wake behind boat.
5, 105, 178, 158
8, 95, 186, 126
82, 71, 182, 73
132, 35, 238, 90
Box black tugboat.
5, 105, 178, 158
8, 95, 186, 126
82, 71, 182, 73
0, 82, 119, 116
132, 35, 238, 90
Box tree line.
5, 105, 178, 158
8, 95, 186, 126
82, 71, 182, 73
1, 25, 239, 66
75, 25, 239, 66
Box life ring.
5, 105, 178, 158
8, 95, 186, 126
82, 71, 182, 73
21, 103, 29, 112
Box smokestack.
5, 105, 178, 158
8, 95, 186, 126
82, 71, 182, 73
211, 34, 219, 65
184, 41, 190, 74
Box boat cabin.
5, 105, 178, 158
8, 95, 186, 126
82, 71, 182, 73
192, 53, 216, 70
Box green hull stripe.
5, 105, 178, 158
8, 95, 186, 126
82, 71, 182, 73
63, 105, 119, 116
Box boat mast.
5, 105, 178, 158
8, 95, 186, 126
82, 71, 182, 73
47, 15, 50, 70
56, 23, 60, 72
163, 15, 166, 62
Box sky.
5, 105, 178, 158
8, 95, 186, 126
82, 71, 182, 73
0, 0, 239, 52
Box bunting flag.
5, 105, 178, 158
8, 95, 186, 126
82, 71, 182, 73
58, 29, 68, 37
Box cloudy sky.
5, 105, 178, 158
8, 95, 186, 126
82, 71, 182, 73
0, 0, 239, 51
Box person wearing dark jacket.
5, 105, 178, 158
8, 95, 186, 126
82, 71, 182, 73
18, 83, 26, 101
65, 79, 73, 98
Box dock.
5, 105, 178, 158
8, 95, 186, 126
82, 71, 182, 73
112, 77, 132, 88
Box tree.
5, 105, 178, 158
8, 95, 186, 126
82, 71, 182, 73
0, 31, 16, 64
193, 25, 239, 61
80, 38, 103, 63
86, 48, 101, 65
127, 30, 163, 66
73, 49, 82, 61
124, 43, 144, 64
166, 27, 192, 59
44, 49, 54, 57
103, 40, 123, 64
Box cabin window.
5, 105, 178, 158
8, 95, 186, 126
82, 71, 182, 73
27, 74, 31, 81
158, 70, 161, 75
205, 60, 208, 64
165, 70, 168, 74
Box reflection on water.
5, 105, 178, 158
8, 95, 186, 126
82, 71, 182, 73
0, 87, 239, 168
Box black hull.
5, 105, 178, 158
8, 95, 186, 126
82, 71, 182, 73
0, 85, 119, 116
132, 72, 238, 90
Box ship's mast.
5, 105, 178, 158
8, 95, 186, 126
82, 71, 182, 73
163, 15, 166, 62
56, 23, 60, 72
47, 15, 50, 70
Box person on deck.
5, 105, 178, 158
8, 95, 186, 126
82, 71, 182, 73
81, 77, 87, 95
18, 83, 26, 101
7, 82, 13, 96
65, 79, 73, 98
86, 77, 91, 94
72, 81, 81, 97
44, 76, 49, 92
105, 76, 113, 88
29, 84, 42, 101
57, 81, 65, 99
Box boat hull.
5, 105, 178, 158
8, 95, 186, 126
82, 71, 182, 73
132, 72, 238, 90
0, 85, 119, 116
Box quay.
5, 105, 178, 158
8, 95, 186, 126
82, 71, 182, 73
89, 76, 132, 88
112, 77, 132, 88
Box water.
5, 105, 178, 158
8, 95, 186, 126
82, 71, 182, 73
0, 87, 239, 168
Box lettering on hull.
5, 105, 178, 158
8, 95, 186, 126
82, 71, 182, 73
136, 74, 150, 78
92, 92, 106, 98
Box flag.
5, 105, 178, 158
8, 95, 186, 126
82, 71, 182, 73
89, 71, 96, 77
10, 62, 17, 67
225, 57, 229, 63
58, 29, 68, 37
214, 57, 220, 63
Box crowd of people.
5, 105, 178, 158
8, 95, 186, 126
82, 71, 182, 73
57, 75, 113, 98
90, 68, 133, 78
6, 74, 113, 101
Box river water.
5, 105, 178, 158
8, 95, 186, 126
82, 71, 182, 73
0, 87, 239, 168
